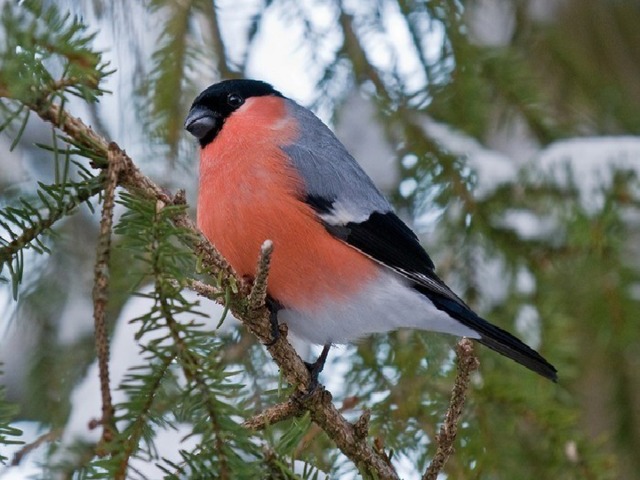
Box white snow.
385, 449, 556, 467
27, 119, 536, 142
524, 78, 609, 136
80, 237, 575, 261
498, 209, 560, 241
419, 115, 518, 197
534, 136, 640, 212
515, 304, 542, 349
466, 0, 516, 47
336, 92, 399, 194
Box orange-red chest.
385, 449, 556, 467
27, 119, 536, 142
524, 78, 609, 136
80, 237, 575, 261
197, 97, 377, 311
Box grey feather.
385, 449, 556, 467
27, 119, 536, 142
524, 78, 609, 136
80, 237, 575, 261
282, 99, 392, 224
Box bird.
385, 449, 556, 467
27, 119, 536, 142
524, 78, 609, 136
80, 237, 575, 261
184, 79, 557, 383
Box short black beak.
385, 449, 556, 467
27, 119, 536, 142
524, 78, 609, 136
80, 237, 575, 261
184, 106, 218, 140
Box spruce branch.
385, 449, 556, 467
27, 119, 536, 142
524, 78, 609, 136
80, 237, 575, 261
423, 338, 479, 480
261, 445, 297, 480
92, 144, 123, 449
112, 192, 257, 478
0, 179, 102, 267
8, 97, 402, 479
0, 146, 104, 298
153, 244, 231, 479
200, 0, 238, 78
146, 0, 194, 161
0, 371, 23, 465
114, 352, 176, 480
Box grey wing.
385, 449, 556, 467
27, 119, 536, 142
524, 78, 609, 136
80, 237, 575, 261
282, 99, 465, 304
282, 99, 392, 225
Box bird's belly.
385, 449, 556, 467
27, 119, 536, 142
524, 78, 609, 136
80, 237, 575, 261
279, 269, 479, 345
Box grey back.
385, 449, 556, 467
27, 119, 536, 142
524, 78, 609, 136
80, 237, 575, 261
282, 99, 392, 224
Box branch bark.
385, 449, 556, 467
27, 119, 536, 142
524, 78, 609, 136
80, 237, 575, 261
423, 338, 479, 480
91, 144, 123, 448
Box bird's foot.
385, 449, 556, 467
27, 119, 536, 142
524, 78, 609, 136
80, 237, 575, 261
303, 344, 331, 394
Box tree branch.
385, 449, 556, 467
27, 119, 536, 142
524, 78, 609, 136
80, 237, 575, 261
92, 144, 123, 448
247, 240, 273, 312
423, 338, 479, 480
243, 398, 302, 431
202, 0, 239, 79
11, 429, 62, 466
114, 352, 176, 480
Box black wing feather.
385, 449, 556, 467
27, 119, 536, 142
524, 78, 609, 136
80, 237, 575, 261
306, 195, 558, 381
328, 210, 436, 272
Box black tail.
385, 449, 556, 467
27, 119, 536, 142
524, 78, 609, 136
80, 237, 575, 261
427, 294, 558, 382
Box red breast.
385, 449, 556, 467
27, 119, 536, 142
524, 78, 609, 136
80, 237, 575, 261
197, 96, 378, 311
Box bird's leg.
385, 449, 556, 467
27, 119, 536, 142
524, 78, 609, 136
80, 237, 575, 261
263, 297, 281, 347
304, 344, 331, 392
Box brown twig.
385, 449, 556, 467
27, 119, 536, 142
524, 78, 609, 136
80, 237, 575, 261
11, 429, 62, 466
243, 394, 361, 433
423, 338, 479, 480
337, 6, 388, 99
186, 277, 225, 299
243, 398, 303, 430
91, 144, 122, 448
247, 240, 273, 312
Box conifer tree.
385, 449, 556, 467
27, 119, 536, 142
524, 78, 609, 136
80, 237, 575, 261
1, 1, 638, 478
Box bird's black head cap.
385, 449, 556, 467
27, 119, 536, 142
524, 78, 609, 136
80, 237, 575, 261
184, 79, 283, 147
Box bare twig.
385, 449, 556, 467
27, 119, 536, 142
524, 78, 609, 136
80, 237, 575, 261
186, 277, 225, 299
91, 144, 123, 448
11, 429, 62, 466
247, 239, 273, 312
423, 338, 479, 480
353, 408, 370, 441
373, 437, 394, 469
243, 398, 303, 430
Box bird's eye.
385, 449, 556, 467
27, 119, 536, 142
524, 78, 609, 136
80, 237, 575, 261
227, 93, 244, 107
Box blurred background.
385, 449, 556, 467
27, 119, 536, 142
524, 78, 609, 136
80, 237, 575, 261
1, 0, 639, 478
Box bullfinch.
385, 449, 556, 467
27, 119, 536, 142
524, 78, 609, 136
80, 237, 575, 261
185, 79, 557, 382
